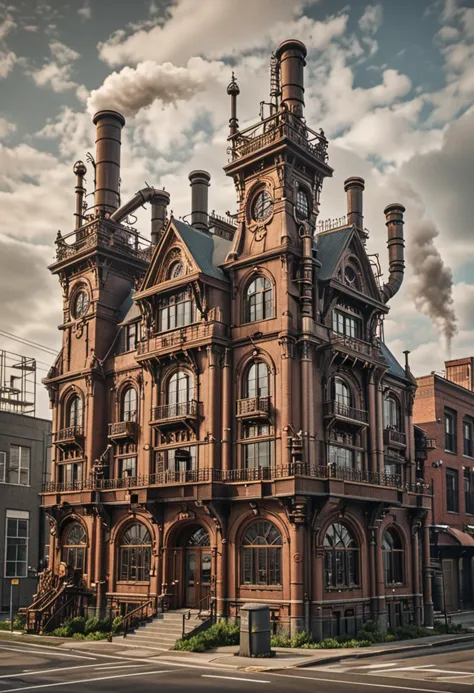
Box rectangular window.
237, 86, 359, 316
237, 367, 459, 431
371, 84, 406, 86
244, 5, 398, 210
4, 510, 29, 578
446, 467, 459, 512
167, 447, 196, 472
328, 444, 362, 470
158, 292, 195, 332
8, 446, 30, 485
119, 457, 137, 478
125, 323, 138, 352
464, 469, 474, 514
464, 419, 473, 458
243, 441, 273, 469
58, 463, 83, 487
445, 409, 457, 453
332, 309, 361, 340
0, 452, 5, 483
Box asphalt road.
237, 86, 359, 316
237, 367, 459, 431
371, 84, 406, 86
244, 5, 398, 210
1, 640, 474, 692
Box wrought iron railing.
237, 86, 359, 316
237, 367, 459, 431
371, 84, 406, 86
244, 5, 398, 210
331, 333, 374, 356
53, 426, 84, 443
108, 421, 138, 438
329, 465, 402, 488
42, 479, 90, 493
324, 400, 368, 424
236, 396, 271, 417
384, 428, 407, 446
152, 400, 199, 422
55, 219, 151, 263
317, 216, 347, 233
405, 480, 433, 495
138, 324, 210, 355
123, 596, 158, 637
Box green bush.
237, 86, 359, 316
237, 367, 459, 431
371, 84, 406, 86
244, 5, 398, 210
84, 617, 100, 635
175, 620, 239, 652
0, 621, 11, 631
111, 616, 123, 635
72, 633, 85, 640
85, 631, 109, 641
13, 614, 26, 631
64, 616, 85, 635
392, 624, 432, 640
271, 633, 292, 648
50, 626, 71, 637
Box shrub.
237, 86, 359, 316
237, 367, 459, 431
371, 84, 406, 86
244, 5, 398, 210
175, 620, 239, 652
85, 631, 109, 641
85, 617, 100, 635
271, 633, 292, 648
97, 618, 111, 632
111, 616, 123, 635
50, 626, 71, 637
0, 621, 11, 631
291, 631, 312, 648
13, 614, 26, 631
393, 625, 432, 640
65, 617, 85, 635
72, 633, 85, 640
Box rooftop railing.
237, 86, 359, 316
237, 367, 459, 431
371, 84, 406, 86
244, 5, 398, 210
54, 219, 152, 263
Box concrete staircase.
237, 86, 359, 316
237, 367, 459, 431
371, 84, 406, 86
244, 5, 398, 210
120, 609, 202, 651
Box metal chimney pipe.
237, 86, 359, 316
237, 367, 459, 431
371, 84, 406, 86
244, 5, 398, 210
344, 177, 365, 231
227, 73, 240, 138
381, 203, 406, 303
92, 110, 125, 216
274, 39, 307, 118
151, 189, 170, 245
73, 160, 87, 229
188, 170, 211, 232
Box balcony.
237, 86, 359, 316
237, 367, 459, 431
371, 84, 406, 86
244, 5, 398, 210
137, 317, 227, 360
236, 396, 271, 421
96, 468, 221, 490
324, 401, 368, 425
53, 426, 84, 452
384, 428, 407, 449
108, 421, 139, 441
151, 400, 199, 428
42, 479, 92, 493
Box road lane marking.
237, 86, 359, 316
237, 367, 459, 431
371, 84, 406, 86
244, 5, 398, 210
202, 675, 270, 684
270, 672, 455, 693
0, 663, 144, 679
0, 645, 95, 660
0, 668, 180, 692
357, 663, 400, 669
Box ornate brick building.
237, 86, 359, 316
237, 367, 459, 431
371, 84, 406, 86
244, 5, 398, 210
35, 40, 433, 638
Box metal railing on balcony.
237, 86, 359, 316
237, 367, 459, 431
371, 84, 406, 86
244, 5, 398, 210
236, 396, 271, 418
42, 479, 92, 493
108, 421, 139, 439
54, 219, 151, 263
53, 426, 84, 443
228, 110, 329, 164
331, 333, 374, 357
328, 465, 402, 488
405, 480, 433, 495
324, 401, 368, 424
383, 428, 407, 447
152, 400, 199, 422
138, 324, 211, 356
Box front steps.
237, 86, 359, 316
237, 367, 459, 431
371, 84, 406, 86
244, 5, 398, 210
120, 609, 203, 651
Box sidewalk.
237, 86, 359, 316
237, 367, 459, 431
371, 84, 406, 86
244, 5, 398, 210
2, 630, 474, 671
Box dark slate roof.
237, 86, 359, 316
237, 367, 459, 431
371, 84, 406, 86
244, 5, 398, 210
315, 226, 352, 281
379, 341, 408, 380
118, 290, 140, 324
173, 219, 231, 281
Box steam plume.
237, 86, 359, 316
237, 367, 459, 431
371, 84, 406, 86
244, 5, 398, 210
87, 57, 223, 117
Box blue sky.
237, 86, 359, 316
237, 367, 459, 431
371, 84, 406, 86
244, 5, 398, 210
1, 0, 474, 416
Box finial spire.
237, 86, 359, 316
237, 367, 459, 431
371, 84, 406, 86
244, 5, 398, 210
227, 72, 240, 139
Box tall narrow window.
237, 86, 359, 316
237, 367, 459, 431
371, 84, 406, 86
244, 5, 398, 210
122, 387, 138, 422
245, 362, 269, 399
68, 396, 83, 428
384, 396, 401, 430
243, 440, 273, 470
119, 524, 151, 582
445, 409, 457, 453
158, 291, 195, 332
463, 418, 473, 458
446, 467, 459, 512
332, 309, 361, 339
4, 511, 28, 578
382, 528, 404, 585
8, 446, 30, 485
334, 377, 351, 408
464, 468, 474, 514
119, 456, 137, 478
241, 520, 282, 586
167, 371, 194, 418
125, 323, 138, 352
324, 522, 359, 589
62, 522, 86, 573
58, 462, 83, 488
0, 451, 5, 483
245, 277, 273, 323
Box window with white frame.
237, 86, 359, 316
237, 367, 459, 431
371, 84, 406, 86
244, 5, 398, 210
8, 446, 30, 485
0, 452, 6, 483
4, 510, 29, 578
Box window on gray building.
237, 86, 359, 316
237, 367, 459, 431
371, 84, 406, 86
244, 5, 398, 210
0, 451, 6, 483
8, 445, 30, 485
4, 510, 29, 578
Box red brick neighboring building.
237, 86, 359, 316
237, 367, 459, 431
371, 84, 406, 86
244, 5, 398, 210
414, 358, 474, 613
30, 39, 434, 639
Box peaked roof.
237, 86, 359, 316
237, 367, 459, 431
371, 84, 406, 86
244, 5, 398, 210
173, 219, 231, 282
315, 226, 353, 281
379, 341, 408, 381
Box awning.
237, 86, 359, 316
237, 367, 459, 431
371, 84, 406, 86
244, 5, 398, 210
434, 525, 474, 547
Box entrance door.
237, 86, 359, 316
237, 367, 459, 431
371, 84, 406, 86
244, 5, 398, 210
185, 549, 212, 608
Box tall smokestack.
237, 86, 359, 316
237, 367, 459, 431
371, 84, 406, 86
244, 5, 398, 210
344, 177, 365, 233
381, 203, 405, 303
188, 170, 210, 232
73, 160, 87, 230
92, 110, 125, 216
274, 39, 307, 118
151, 189, 170, 245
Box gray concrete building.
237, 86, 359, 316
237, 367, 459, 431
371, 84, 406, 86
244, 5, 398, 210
0, 350, 51, 613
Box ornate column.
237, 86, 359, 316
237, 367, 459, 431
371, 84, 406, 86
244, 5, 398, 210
368, 372, 377, 473
280, 336, 295, 467
422, 512, 434, 626
289, 499, 307, 636
300, 342, 315, 465
221, 348, 232, 474
94, 513, 104, 616
376, 383, 385, 476
411, 518, 422, 626
207, 346, 218, 471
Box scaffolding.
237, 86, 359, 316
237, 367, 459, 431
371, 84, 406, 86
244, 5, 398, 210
0, 350, 36, 417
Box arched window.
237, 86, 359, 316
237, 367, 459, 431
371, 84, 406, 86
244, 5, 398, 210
119, 524, 152, 582
245, 276, 273, 323
384, 396, 401, 430
241, 520, 282, 586
122, 387, 138, 422
168, 260, 184, 279
324, 522, 359, 588
334, 377, 351, 409
382, 528, 404, 585
167, 371, 195, 415
67, 395, 83, 428
245, 361, 270, 399
62, 522, 87, 572
187, 527, 210, 546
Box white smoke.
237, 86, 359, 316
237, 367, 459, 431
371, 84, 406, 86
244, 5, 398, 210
87, 57, 224, 118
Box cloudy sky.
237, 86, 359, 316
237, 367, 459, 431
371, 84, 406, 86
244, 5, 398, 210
1, 0, 474, 418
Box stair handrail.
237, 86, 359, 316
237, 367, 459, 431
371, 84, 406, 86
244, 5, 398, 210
122, 596, 158, 637
182, 594, 216, 638
41, 592, 80, 633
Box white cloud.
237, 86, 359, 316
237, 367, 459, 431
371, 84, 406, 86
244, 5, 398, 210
359, 4, 383, 34
31, 40, 83, 94
0, 15, 15, 41
0, 49, 17, 78
0, 117, 16, 137
78, 3, 91, 20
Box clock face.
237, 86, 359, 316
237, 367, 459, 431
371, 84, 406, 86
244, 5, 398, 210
74, 290, 89, 319
296, 187, 310, 220
252, 190, 274, 222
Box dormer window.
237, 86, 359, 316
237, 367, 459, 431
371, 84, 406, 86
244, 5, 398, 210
158, 290, 195, 332
332, 308, 362, 340
168, 260, 185, 280
344, 264, 361, 290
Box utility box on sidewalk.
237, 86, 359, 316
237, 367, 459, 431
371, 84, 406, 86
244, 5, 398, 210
239, 603, 272, 657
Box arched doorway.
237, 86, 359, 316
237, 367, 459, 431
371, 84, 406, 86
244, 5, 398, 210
170, 525, 212, 609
